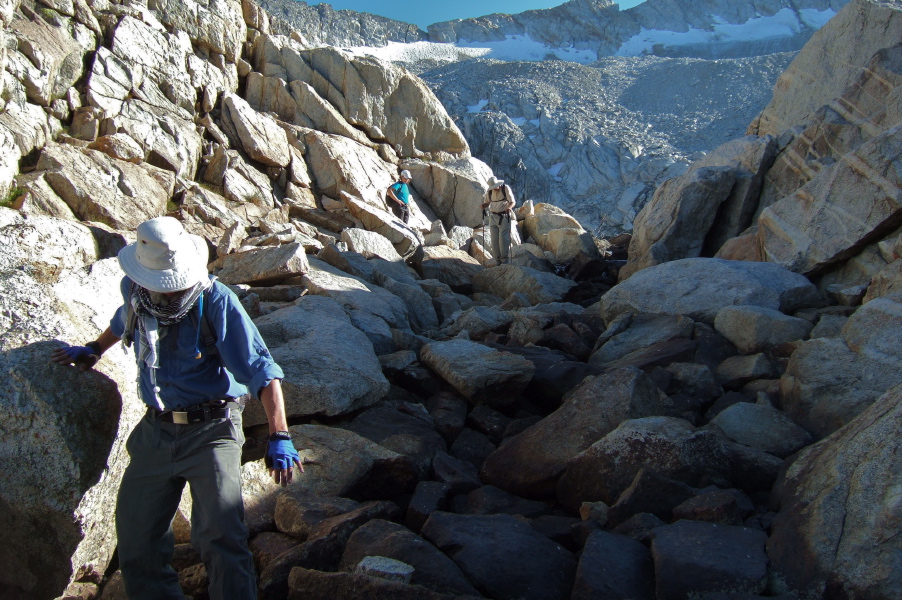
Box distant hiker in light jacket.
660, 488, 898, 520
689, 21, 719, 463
387, 169, 413, 223
51, 216, 303, 600
481, 175, 517, 265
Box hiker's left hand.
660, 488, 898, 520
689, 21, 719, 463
266, 438, 304, 486
51, 345, 100, 371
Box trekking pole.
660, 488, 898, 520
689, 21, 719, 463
482, 207, 488, 262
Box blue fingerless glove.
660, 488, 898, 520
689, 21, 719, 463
266, 439, 300, 471
64, 345, 100, 369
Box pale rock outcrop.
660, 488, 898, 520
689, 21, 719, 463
523, 204, 599, 263
403, 158, 493, 229
713, 305, 813, 354
216, 242, 309, 285
88, 133, 145, 163
0, 214, 142, 599
757, 123, 902, 276
601, 258, 822, 325
619, 167, 737, 281
245, 296, 389, 423
304, 130, 396, 210
472, 264, 577, 306
768, 382, 902, 600
148, 0, 247, 62
753, 0, 902, 137
420, 339, 535, 409
0, 99, 57, 158
303, 257, 411, 333
341, 192, 424, 257
114, 99, 204, 179
221, 93, 291, 167
36, 144, 170, 230
780, 292, 902, 438
250, 40, 469, 160
341, 228, 402, 263
481, 368, 672, 498
7, 15, 85, 106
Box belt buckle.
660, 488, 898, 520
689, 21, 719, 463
172, 411, 189, 425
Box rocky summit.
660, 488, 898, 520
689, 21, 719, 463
1, 0, 901, 599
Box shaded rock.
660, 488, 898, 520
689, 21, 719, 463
590, 313, 694, 367
482, 368, 671, 498
621, 166, 738, 280
340, 519, 480, 596
557, 417, 730, 509
420, 339, 534, 409
449, 427, 494, 472
473, 264, 577, 306
430, 451, 482, 495
612, 513, 667, 545
285, 567, 454, 600
424, 391, 467, 444
273, 492, 359, 540
216, 242, 309, 286
651, 521, 768, 599
337, 400, 447, 479
465, 485, 550, 519
466, 404, 511, 444
672, 490, 746, 526
421, 512, 577, 600
372, 270, 439, 334
768, 382, 902, 600
250, 532, 301, 575
607, 468, 697, 527
571, 530, 655, 600
713, 305, 813, 354
710, 403, 812, 458
601, 258, 822, 326
780, 293, 902, 438
715, 354, 778, 390
405, 481, 452, 533
719, 440, 784, 495
249, 296, 389, 421
440, 305, 513, 341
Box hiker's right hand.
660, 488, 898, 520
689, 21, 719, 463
51, 345, 100, 371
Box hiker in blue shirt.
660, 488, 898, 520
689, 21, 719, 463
387, 169, 412, 223
51, 216, 302, 600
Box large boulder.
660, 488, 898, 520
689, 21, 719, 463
757, 123, 902, 277
8, 15, 85, 107
35, 144, 170, 230
247, 296, 389, 422
571, 530, 654, 600
420, 512, 577, 600
473, 265, 577, 306
403, 158, 492, 229
0, 213, 143, 599
620, 166, 737, 281
600, 258, 822, 325
481, 368, 671, 498
589, 313, 695, 368
780, 292, 902, 438
304, 130, 397, 210
216, 243, 310, 286
338, 519, 480, 597
420, 339, 535, 409
709, 402, 812, 459
752, 0, 902, 137
556, 416, 730, 509
341, 192, 423, 256
410, 245, 483, 292
221, 93, 291, 167
713, 305, 813, 354
768, 382, 902, 600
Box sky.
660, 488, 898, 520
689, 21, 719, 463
312, 0, 648, 30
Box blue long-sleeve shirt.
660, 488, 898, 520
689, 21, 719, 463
110, 276, 284, 410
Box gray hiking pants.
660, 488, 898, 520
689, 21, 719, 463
489, 211, 512, 261
116, 406, 256, 600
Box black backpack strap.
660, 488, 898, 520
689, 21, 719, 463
122, 283, 138, 347
188, 288, 219, 357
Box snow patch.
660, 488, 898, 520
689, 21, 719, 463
615, 8, 836, 57
548, 162, 565, 177
467, 99, 489, 113
510, 117, 527, 126
350, 35, 597, 65
347, 40, 489, 63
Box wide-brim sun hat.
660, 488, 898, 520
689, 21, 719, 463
118, 216, 209, 293
487, 176, 504, 189
400, 169, 412, 179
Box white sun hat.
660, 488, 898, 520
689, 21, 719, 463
118, 217, 209, 293
487, 176, 505, 189
400, 169, 412, 179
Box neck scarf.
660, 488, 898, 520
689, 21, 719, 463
130, 278, 213, 409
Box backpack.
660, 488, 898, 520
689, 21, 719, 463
121, 286, 218, 358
